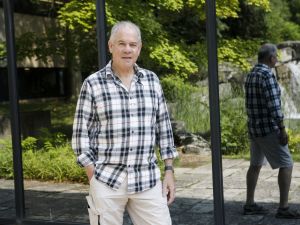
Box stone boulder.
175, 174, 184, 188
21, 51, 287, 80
171, 120, 211, 155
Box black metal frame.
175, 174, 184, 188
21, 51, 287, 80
3, 0, 25, 224
96, 0, 107, 68
205, 0, 225, 224
1, 0, 225, 224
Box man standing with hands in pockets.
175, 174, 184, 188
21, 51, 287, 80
72, 21, 178, 225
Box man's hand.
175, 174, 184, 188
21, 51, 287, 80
162, 171, 176, 205
278, 128, 288, 146
85, 164, 95, 182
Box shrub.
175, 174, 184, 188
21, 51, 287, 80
22, 137, 38, 152
0, 137, 169, 183
161, 76, 198, 102
161, 76, 210, 133
220, 97, 249, 155
288, 129, 300, 153
37, 128, 67, 148
0, 139, 87, 183
0, 139, 13, 178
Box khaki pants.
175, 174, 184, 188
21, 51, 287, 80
87, 176, 172, 225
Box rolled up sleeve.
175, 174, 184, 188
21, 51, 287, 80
72, 80, 97, 167
155, 82, 178, 160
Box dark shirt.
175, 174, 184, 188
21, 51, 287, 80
245, 63, 284, 137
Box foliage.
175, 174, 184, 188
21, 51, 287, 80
218, 39, 261, 72
37, 128, 67, 148
222, 0, 300, 44
160, 75, 199, 102
0, 42, 6, 60
220, 95, 249, 155
0, 139, 86, 183
148, 0, 184, 11
57, 0, 198, 78
22, 137, 38, 152
288, 0, 300, 25
186, 0, 270, 19
149, 39, 198, 79
0, 136, 171, 182
55, 0, 273, 79
288, 129, 300, 153
161, 76, 210, 133
58, 1, 96, 32
0, 139, 13, 178
15, 27, 65, 64
264, 0, 300, 43
23, 144, 86, 182
12, 0, 277, 84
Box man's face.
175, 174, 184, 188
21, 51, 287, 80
108, 27, 142, 70
270, 53, 278, 68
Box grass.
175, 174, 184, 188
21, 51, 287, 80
0, 139, 87, 183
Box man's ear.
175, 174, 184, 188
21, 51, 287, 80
108, 40, 113, 53
137, 43, 142, 55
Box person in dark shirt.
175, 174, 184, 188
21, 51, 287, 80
243, 43, 300, 219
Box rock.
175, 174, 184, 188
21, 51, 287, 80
171, 120, 211, 155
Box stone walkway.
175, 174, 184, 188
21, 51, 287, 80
1, 158, 300, 224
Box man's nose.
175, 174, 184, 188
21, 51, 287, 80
124, 44, 132, 52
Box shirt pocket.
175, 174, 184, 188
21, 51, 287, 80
95, 99, 124, 125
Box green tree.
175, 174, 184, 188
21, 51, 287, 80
58, 0, 198, 79
265, 0, 300, 42
12, 0, 279, 96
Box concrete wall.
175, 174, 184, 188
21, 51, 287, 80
0, 8, 65, 68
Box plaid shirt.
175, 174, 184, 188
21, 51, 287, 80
245, 63, 284, 137
72, 61, 177, 193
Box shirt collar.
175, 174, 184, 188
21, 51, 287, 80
256, 63, 271, 70
104, 60, 145, 79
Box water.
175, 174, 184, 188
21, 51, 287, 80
278, 61, 300, 119
281, 85, 300, 119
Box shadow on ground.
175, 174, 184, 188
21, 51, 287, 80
1, 189, 300, 225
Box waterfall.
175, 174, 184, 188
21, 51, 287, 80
278, 61, 300, 119
280, 85, 300, 119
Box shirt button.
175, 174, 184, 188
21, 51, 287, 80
128, 165, 131, 167
130, 148, 133, 151
131, 130, 134, 134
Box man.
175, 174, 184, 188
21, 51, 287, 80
244, 43, 300, 219
72, 21, 178, 225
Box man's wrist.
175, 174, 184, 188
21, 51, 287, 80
164, 165, 174, 173
279, 126, 285, 130
278, 121, 285, 130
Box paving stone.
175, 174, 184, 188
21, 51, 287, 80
1, 159, 300, 224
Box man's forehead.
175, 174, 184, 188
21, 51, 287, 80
114, 27, 139, 40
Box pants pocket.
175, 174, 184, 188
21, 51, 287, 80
86, 195, 101, 225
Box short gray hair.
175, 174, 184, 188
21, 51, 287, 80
109, 21, 142, 43
258, 43, 277, 63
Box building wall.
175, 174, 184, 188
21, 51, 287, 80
0, 8, 65, 68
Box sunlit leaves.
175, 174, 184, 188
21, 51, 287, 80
218, 39, 261, 72
148, 0, 184, 11
186, 0, 269, 19
149, 39, 198, 78
58, 0, 96, 32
